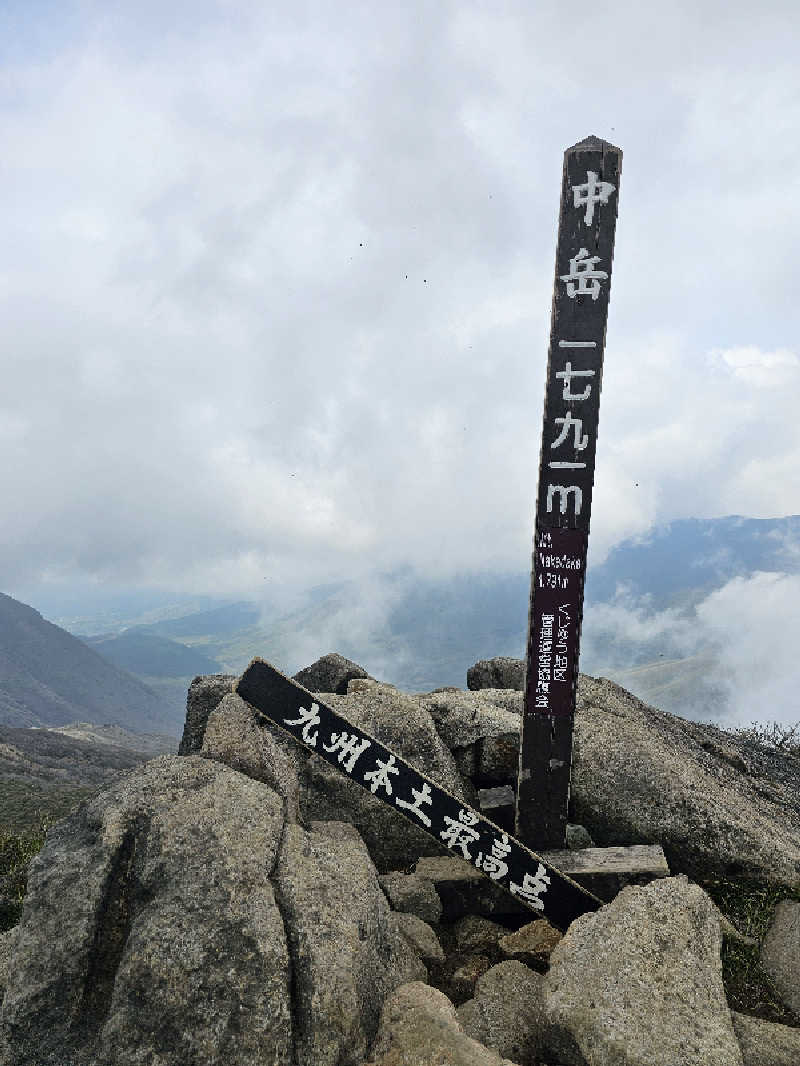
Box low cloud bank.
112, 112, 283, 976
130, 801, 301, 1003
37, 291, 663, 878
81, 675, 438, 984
582, 571, 800, 731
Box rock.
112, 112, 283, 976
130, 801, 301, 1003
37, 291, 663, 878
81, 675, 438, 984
417, 688, 522, 786
413, 856, 529, 922
0, 755, 422, 1066
293, 652, 373, 694
274, 818, 426, 1066
453, 915, 509, 955
366, 981, 521, 1065
572, 676, 800, 888
378, 871, 443, 924
201, 690, 305, 824
178, 673, 236, 754
389, 912, 445, 965
348, 678, 397, 694
499, 919, 562, 968
731, 1010, 800, 1066
566, 823, 595, 850
467, 658, 525, 692
0, 927, 20, 1001
759, 900, 800, 1017
422, 688, 522, 750
542, 875, 744, 1066
1, 755, 292, 1065
451, 955, 493, 1000
457, 961, 546, 1066
300, 687, 479, 874
10, 663, 799, 1066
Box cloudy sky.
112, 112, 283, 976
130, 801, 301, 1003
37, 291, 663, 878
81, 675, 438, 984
3, 2, 800, 719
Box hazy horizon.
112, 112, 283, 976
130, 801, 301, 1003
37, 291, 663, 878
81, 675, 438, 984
2, 4, 798, 730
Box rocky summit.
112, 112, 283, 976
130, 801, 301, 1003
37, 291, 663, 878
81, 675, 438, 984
1, 652, 798, 1065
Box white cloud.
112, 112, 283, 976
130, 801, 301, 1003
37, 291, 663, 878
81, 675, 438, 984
695, 571, 800, 729
580, 569, 800, 731
1, 0, 799, 618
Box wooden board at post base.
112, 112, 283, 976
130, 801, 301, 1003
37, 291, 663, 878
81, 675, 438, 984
235, 657, 602, 931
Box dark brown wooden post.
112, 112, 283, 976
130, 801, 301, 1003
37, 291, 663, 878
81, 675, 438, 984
515, 135, 622, 851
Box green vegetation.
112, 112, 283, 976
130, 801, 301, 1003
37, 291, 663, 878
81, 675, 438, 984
699, 875, 800, 1025
733, 719, 800, 757
0, 777, 98, 839
0, 808, 53, 934
0, 782, 99, 934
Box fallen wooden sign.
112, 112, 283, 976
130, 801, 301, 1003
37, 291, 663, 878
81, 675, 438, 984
236, 657, 603, 931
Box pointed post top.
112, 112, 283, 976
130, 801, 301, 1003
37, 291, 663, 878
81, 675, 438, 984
566, 134, 621, 155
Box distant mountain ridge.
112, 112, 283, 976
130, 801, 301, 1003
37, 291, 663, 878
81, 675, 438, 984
4, 514, 798, 739
81, 631, 220, 679
84, 514, 800, 700
585, 514, 800, 609
0, 592, 179, 736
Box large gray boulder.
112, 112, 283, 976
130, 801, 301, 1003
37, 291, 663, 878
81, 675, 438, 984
542, 875, 744, 1066
571, 677, 800, 888
467, 657, 525, 692
201, 689, 305, 824
178, 673, 236, 754
457, 960, 546, 1066
293, 652, 373, 694
417, 688, 522, 786
759, 900, 800, 1017
0, 755, 423, 1066
365, 981, 520, 1065
273, 819, 426, 1066
414, 675, 800, 892
0, 755, 292, 1065
731, 1010, 800, 1066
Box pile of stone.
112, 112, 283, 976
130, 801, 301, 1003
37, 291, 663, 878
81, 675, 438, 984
0, 652, 798, 1065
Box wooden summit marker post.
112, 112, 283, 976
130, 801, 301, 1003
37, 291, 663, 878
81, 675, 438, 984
515, 136, 622, 851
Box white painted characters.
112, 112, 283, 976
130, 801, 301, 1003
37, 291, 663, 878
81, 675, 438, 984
551, 412, 589, 451
283, 703, 322, 746
475, 833, 512, 881
554, 363, 595, 402
363, 752, 401, 795
322, 730, 372, 773
509, 863, 552, 910
545, 363, 598, 518
546, 484, 583, 517
440, 809, 481, 860
395, 781, 434, 828
560, 248, 608, 301
572, 169, 616, 226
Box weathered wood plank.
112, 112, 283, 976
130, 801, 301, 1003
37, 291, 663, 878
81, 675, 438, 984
539, 845, 670, 878
539, 844, 670, 903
